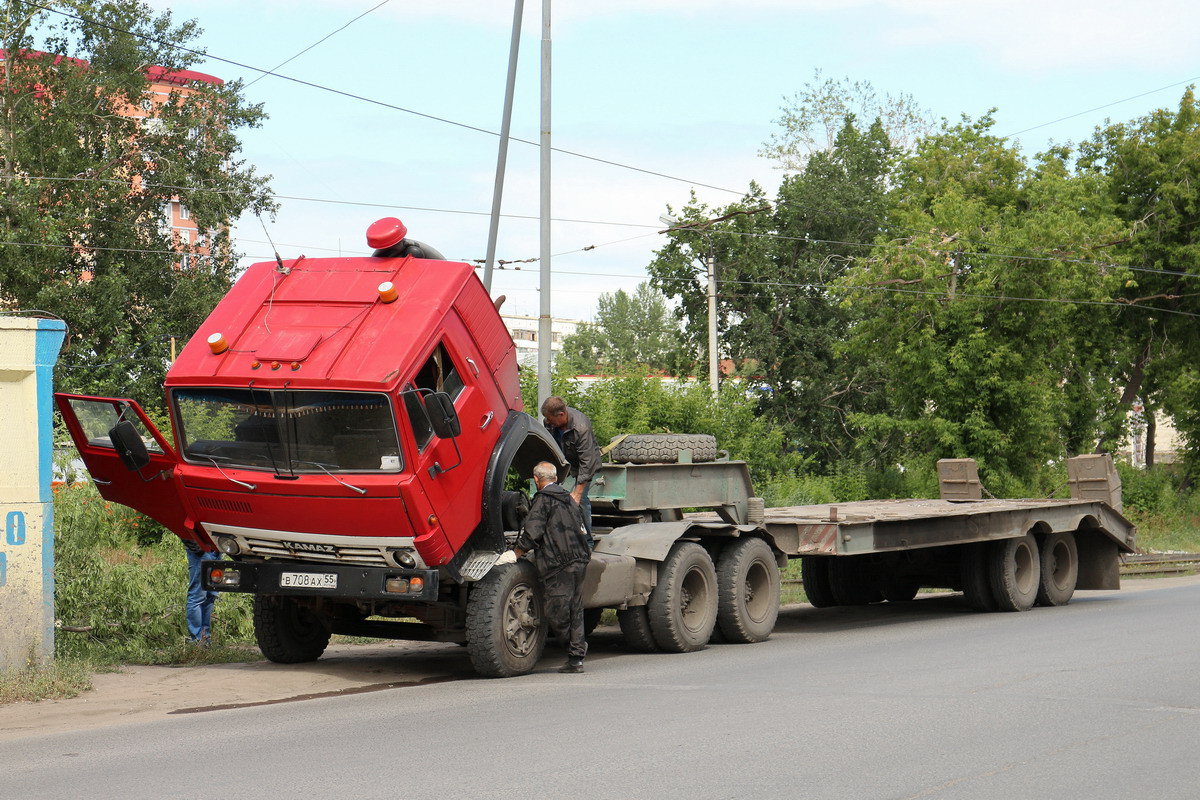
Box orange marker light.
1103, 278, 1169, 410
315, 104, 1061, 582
207, 332, 229, 354
290, 362, 301, 371
378, 281, 398, 303
409, 576, 425, 593
427, 514, 438, 527
270, 361, 281, 370
250, 360, 261, 369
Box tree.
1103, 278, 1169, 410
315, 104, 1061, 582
556, 282, 682, 375
760, 69, 933, 171
1, 1, 275, 408
1078, 88, 1200, 471
650, 114, 899, 467
837, 113, 1129, 483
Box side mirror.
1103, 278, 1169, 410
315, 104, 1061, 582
425, 392, 461, 439
109, 420, 151, 472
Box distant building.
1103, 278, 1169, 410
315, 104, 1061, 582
500, 314, 580, 367
0, 50, 224, 270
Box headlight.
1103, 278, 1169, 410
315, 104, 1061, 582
216, 535, 241, 556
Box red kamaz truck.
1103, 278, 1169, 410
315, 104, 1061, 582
57, 218, 1137, 678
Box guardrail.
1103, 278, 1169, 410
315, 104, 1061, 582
1120, 553, 1200, 576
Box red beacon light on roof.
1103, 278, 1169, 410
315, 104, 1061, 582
367, 217, 407, 252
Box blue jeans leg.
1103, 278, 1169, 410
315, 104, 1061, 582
186, 549, 220, 642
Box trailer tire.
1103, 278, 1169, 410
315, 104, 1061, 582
648, 542, 718, 652
716, 537, 780, 643
608, 434, 718, 464
253, 595, 331, 664
829, 557, 883, 605
1036, 532, 1078, 607
989, 534, 1041, 612
960, 542, 999, 612
800, 556, 838, 608
882, 579, 920, 603
466, 561, 547, 677
617, 606, 660, 652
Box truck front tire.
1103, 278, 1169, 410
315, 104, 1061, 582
466, 561, 547, 677
648, 542, 718, 652
253, 595, 332, 663
716, 537, 780, 643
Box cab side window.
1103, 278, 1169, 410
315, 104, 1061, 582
404, 342, 465, 452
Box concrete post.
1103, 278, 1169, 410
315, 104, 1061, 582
0, 317, 67, 670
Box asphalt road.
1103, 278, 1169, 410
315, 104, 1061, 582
5, 580, 1200, 799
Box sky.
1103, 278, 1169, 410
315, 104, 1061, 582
133, 0, 1200, 322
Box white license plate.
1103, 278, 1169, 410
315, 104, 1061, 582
280, 571, 337, 589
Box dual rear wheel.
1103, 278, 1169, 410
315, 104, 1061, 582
960, 532, 1078, 612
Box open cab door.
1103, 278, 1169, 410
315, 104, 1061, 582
55, 394, 200, 545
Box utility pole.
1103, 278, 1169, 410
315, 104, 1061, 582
706, 248, 718, 398
482, 0, 524, 293
536, 0, 552, 411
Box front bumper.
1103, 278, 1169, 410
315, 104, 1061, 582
201, 560, 440, 602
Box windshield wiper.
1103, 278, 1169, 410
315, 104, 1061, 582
246, 380, 288, 478
201, 456, 257, 491
294, 461, 368, 495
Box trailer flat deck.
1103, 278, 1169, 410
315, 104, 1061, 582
690, 497, 1136, 557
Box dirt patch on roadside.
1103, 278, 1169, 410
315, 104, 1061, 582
0, 639, 478, 742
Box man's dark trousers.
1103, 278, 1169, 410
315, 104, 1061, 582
544, 561, 588, 660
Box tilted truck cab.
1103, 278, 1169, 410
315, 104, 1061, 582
57, 219, 566, 671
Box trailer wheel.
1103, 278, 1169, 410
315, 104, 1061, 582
617, 606, 660, 652
466, 561, 547, 677
1036, 532, 1078, 607
960, 542, 999, 612
608, 433, 718, 464
989, 534, 1041, 612
800, 557, 838, 608
882, 579, 920, 603
648, 542, 718, 652
253, 595, 332, 664
716, 537, 780, 643
829, 557, 883, 605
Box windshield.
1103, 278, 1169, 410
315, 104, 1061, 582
172, 388, 403, 473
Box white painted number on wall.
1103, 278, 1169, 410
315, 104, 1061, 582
1, 511, 26, 587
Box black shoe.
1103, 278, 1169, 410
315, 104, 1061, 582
558, 659, 584, 674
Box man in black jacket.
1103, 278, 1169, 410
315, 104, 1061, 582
514, 461, 591, 674
540, 396, 602, 546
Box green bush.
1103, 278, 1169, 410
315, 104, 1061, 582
53, 482, 255, 665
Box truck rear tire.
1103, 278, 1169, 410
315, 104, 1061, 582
800, 556, 838, 608
1036, 532, 1078, 607
617, 606, 660, 652
253, 595, 332, 664
648, 542, 718, 652
960, 542, 999, 612
989, 534, 1041, 612
466, 561, 547, 677
608, 434, 718, 464
716, 537, 780, 643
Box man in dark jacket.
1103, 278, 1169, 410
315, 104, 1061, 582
514, 460, 591, 674
540, 396, 602, 545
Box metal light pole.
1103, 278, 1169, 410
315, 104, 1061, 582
482, 0, 525, 293
536, 0, 552, 411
